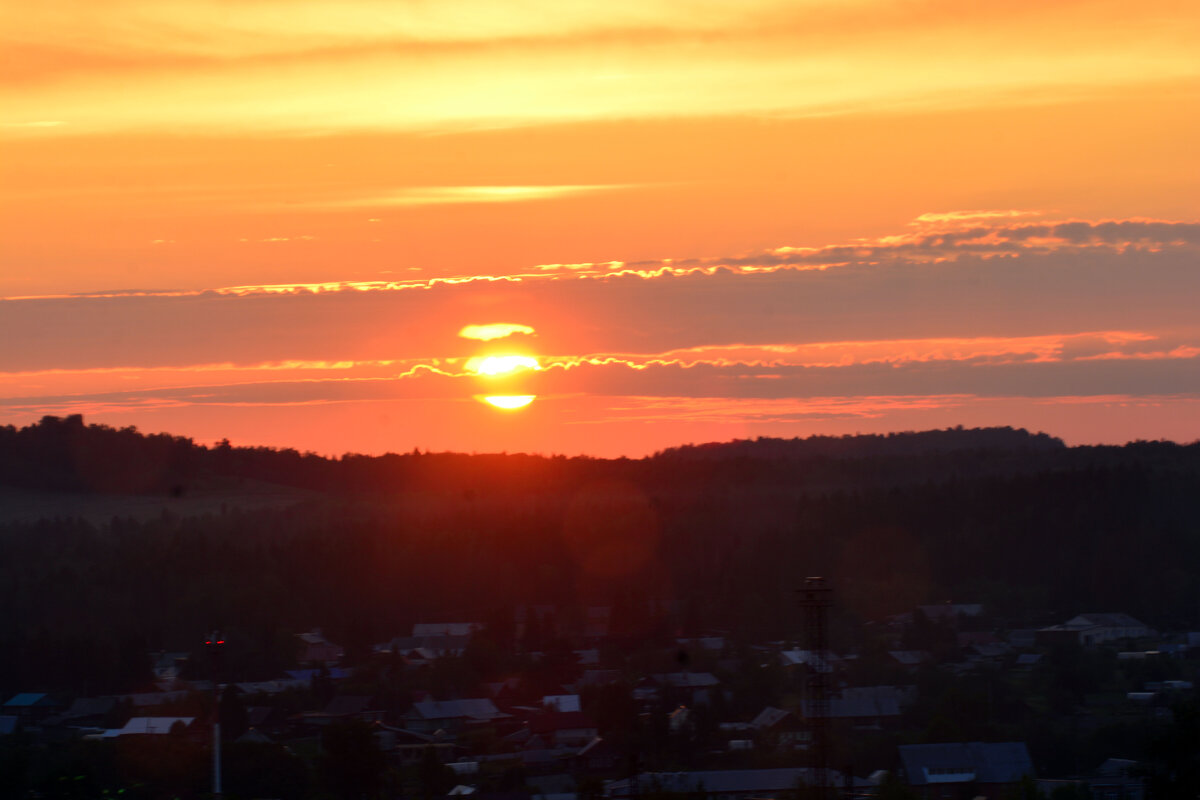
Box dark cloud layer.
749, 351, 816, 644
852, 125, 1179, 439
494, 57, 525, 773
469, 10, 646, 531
2, 221, 1198, 373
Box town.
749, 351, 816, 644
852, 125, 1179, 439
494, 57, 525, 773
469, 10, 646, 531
2, 601, 1196, 798
1, 419, 1197, 798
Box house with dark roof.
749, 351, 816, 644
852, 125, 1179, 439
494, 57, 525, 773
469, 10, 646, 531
918, 604, 984, 625
315, 695, 383, 723
606, 767, 867, 799
101, 717, 196, 738
1037, 758, 1145, 800
779, 650, 840, 673
800, 686, 911, 729
899, 742, 1033, 800
1037, 614, 1155, 646
529, 711, 599, 748
3, 692, 62, 720
403, 698, 510, 733
296, 630, 344, 664
748, 706, 809, 751
574, 736, 622, 774
652, 672, 720, 705
412, 622, 482, 638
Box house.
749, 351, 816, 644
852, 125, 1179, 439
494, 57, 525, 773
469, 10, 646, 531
116, 690, 190, 710
245, 706, 287, 734
413, 622, 482, 638
1037, 614, 1155, 646
653, 672, 721, 705
1036, 758, 1145, 800
889, 651, 930, 668
3, 692, 62, 720
375, 634, 473, 658
296, 630, 344, 664
1007, 630, 1038, 649
56, 697, 118, 729
572, 670, 622, 690
236, 678, 309, 694
236, 727, 275, 744
321, 695, 382, 722
899, 742, 1033, 800
957, 632, 1004, 650
529, 711, 599, 748
606, 767, 863, 799
779, 650, 839, 673
800, 686, 910, 729
403, 698, 510, 733
677, 636, 728, 652
542, 694, 582, 713
749, 707, 810, 750
285, 667, 351, 682
384, 727, 457, 766
102, 717, 196, 737
574, 649, 601, 666
1013, 654, 1043, 671
575, 736, 622, 773
918, 604, 984, 625
149, 651, 190, 681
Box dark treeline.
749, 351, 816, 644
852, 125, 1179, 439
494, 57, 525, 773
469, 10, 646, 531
0, 413, 1181, 495
1, 415, 1199, 695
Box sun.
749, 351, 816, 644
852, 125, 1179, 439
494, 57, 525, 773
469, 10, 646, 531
482, 395, 536, 410
466, 354, 540, 376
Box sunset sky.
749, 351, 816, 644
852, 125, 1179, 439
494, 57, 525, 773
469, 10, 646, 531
2, 0, 1198, 456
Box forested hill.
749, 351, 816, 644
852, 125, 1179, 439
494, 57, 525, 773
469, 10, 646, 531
3, 414, 1192, 498
656, 426, 1064, 458
2, 416, 1200, 693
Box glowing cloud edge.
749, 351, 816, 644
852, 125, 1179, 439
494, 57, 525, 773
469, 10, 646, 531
458, 323, 537, 341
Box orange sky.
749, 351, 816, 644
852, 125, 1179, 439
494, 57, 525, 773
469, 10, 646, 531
2, 0, 1198, 455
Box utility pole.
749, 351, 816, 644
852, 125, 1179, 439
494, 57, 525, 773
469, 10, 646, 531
205, 631, 225, 799
798, 578, 832, 800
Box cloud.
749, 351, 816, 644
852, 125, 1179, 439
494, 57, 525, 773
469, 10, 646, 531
911, 209, 1045, 226
292, 185, 632, 209
4, 3, 1196, 135
2, 216, 1198, 375
4, 350, 1199, 424
458, 323, 537, 341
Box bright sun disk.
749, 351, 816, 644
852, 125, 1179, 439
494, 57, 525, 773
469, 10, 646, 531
483, 395, 535, 409
467, 354, 540, 376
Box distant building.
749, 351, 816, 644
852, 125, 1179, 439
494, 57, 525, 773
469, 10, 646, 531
606, 767, 865, 799
918, 604, 984, 625
2, 693, 61, 721
888, 650, 930, 668
1037, 614, 1155, 646
749, 707, 810, 750
652, 672, 721, 705
412, 622, 482, 638
102, 717, 195, 738
779, 649, 841, 673
541, 694, 581, 712
403, 698, 510, 733
1037, 758, 1145, 800
800, 686, 913, 729
899, 742, 1033, 800
529, 710, 599, 748
296, 630, 344, 664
